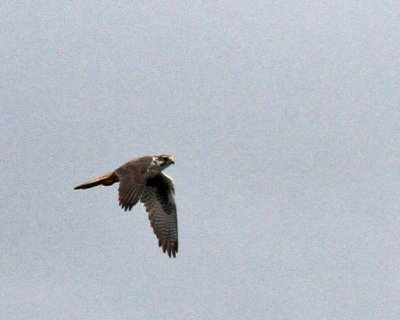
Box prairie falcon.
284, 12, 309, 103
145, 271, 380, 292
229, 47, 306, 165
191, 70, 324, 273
74, 155, 178, 257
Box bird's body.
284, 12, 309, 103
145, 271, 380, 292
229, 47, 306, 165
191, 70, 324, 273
74, 155, 178, 257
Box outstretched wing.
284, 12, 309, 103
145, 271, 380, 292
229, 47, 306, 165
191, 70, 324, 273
140, 173, 178, 257
115, 156, 153, 211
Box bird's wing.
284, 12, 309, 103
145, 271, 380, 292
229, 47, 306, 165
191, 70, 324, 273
140, 173, 178, 257
115, 156, 153, 211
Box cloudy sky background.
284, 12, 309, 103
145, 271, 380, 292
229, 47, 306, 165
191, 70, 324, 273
1, 2, 399, 319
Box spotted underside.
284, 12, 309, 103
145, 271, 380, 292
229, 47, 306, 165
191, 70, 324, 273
140, 174, 178, 257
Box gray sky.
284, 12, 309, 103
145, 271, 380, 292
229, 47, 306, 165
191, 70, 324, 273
1, 2, 399, 319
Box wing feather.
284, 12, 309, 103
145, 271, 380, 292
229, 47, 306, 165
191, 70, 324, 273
140, 173, 178, 257
115, 156, 153, 211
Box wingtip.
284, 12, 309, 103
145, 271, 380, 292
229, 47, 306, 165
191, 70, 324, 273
159, 239, 178, 258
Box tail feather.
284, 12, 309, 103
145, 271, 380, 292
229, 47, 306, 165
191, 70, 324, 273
74, 172, 119, 190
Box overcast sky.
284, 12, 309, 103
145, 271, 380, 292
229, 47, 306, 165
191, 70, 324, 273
1, 2, 399, 319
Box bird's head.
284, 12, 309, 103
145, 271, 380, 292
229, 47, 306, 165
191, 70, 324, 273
154, 154, 175, 170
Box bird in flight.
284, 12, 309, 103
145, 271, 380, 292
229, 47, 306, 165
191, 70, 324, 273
74, 155, 178, 257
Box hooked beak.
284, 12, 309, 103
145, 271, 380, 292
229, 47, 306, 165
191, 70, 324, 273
168, 155, 175, 164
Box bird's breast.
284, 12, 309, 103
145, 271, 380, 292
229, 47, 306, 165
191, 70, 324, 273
148, 163, 162, 177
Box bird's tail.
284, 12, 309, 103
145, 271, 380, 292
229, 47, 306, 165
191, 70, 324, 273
74, 172, 119, 190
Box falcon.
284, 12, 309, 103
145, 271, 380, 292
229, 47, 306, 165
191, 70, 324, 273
74, 155, 178, 257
